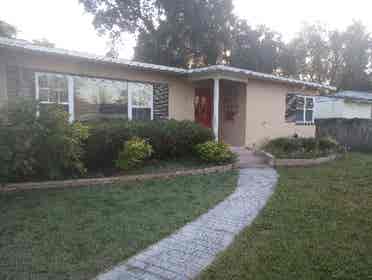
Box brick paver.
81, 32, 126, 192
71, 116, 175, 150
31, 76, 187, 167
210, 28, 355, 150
94, 168, 278, 280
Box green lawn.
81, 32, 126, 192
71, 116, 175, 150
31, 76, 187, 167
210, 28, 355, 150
0, 171, 237, 280
199, 153, 372, 280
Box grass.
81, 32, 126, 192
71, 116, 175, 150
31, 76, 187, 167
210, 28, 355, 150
199, 153, 372, 280
87, 157, 215, 178
125, 158, 215, 175
0, 171, 238, 280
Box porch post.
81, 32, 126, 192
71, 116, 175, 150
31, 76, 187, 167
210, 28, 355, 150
213, 78, 220, 141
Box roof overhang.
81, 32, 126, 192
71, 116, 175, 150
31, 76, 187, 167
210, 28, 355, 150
0, 37, 336, 91
187, 65, 336, 91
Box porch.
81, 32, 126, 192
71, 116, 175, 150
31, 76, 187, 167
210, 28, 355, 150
191, 77, 247, 147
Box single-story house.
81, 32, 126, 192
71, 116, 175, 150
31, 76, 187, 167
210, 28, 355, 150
0, 37, 336, 147
316, 91, 372, 120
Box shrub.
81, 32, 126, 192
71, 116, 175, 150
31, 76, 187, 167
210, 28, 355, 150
195, 141, 236, 164
84, 120, 213, 171
0, 99, 88, 183
116, 137, 153, 171
263, 137, 343, 159
35, 106, 89, 179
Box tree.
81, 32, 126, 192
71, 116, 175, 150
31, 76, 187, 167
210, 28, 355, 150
230, 21, 283, 73
0, 20, 17, 38
280, 21, 372, 90
280, 23, 330, 83
80, 0, 235, 67
338, 21, 372, 90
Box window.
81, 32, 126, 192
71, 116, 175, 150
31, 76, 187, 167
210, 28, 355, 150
285, 93, 315, 124
74, 77, 128, 121
296, 96, 315, 124
35, 73, 72, 117
129, 83, 153, 121
35, 72, 154, 122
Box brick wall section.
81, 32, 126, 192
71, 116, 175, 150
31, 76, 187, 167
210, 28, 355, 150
6, 66, 36, 102
153, 83, 169, 120
316, 118, 372, 151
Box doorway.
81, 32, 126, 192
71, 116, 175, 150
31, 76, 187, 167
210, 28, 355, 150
194, 88, 213, 129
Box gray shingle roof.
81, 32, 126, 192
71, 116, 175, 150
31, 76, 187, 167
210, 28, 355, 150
0, 37, 336, 91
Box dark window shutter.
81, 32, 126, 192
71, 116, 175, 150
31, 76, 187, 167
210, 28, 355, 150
285, 93, 297, 123
6, 66, 35, 102
153, 83, 169, 120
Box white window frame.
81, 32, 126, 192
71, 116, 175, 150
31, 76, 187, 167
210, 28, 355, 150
35, 72, 154, 122
128, 82, 154, 121
35, 72, 74, 122
296, 95, 316, 125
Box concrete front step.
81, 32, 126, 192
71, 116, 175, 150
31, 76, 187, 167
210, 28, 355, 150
230, 147, 269, 169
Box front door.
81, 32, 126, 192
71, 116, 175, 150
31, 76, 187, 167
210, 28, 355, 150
194, 88, 212, 128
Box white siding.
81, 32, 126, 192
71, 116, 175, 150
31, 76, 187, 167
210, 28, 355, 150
315, 96, 372, 119
343, 102, 372, 119
315, 96, 345, 119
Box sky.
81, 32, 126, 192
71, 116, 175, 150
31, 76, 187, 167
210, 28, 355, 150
1, 0, 372, 60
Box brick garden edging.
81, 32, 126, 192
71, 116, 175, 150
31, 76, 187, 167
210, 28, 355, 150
255, 150, 341, 167
0, 165, 234, 193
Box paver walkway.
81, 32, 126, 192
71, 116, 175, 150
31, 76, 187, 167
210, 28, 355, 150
230, 147, 269, 168
94, 168, 278, 280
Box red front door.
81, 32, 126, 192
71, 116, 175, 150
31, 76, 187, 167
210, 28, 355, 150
195, 88, 212, 128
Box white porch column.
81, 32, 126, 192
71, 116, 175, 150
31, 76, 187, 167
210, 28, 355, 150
213, 78, 220, 141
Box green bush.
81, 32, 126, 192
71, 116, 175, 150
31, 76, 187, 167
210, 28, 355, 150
263, 137, 343, 159
195, 141, 236, 164
116, 137, 153, 171
84, 120, 214, 171
0, 99, 89, 183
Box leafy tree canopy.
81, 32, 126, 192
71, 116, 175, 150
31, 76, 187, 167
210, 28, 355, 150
73, 2, 372, 90
282, 21, 372, 90
0, 20, 17, 38
80, 0, 235, 67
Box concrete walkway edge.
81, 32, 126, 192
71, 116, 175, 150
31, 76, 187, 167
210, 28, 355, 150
94, 168, 278, 280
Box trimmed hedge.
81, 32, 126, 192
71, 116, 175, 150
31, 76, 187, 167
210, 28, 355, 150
83, 120, 214, 171
263, 137, 343, 159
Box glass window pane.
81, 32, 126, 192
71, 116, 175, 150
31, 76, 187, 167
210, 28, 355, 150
49, 90, 58, 103
38, 75, 48, 88
38, 73, 68, 104
129, 83, 153, 107
296, 96, 305, 110
74, 76, 128, 121
306, 110, 313, 122
60, 90, 69, 103
296, 110, 304, 122
39, 89, 49, 102
306, 98, 314, 109
132, 108, 152, 121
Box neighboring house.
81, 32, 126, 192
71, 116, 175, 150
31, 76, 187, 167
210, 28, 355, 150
0, 37, 335, 148
316, 91, 372, 120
